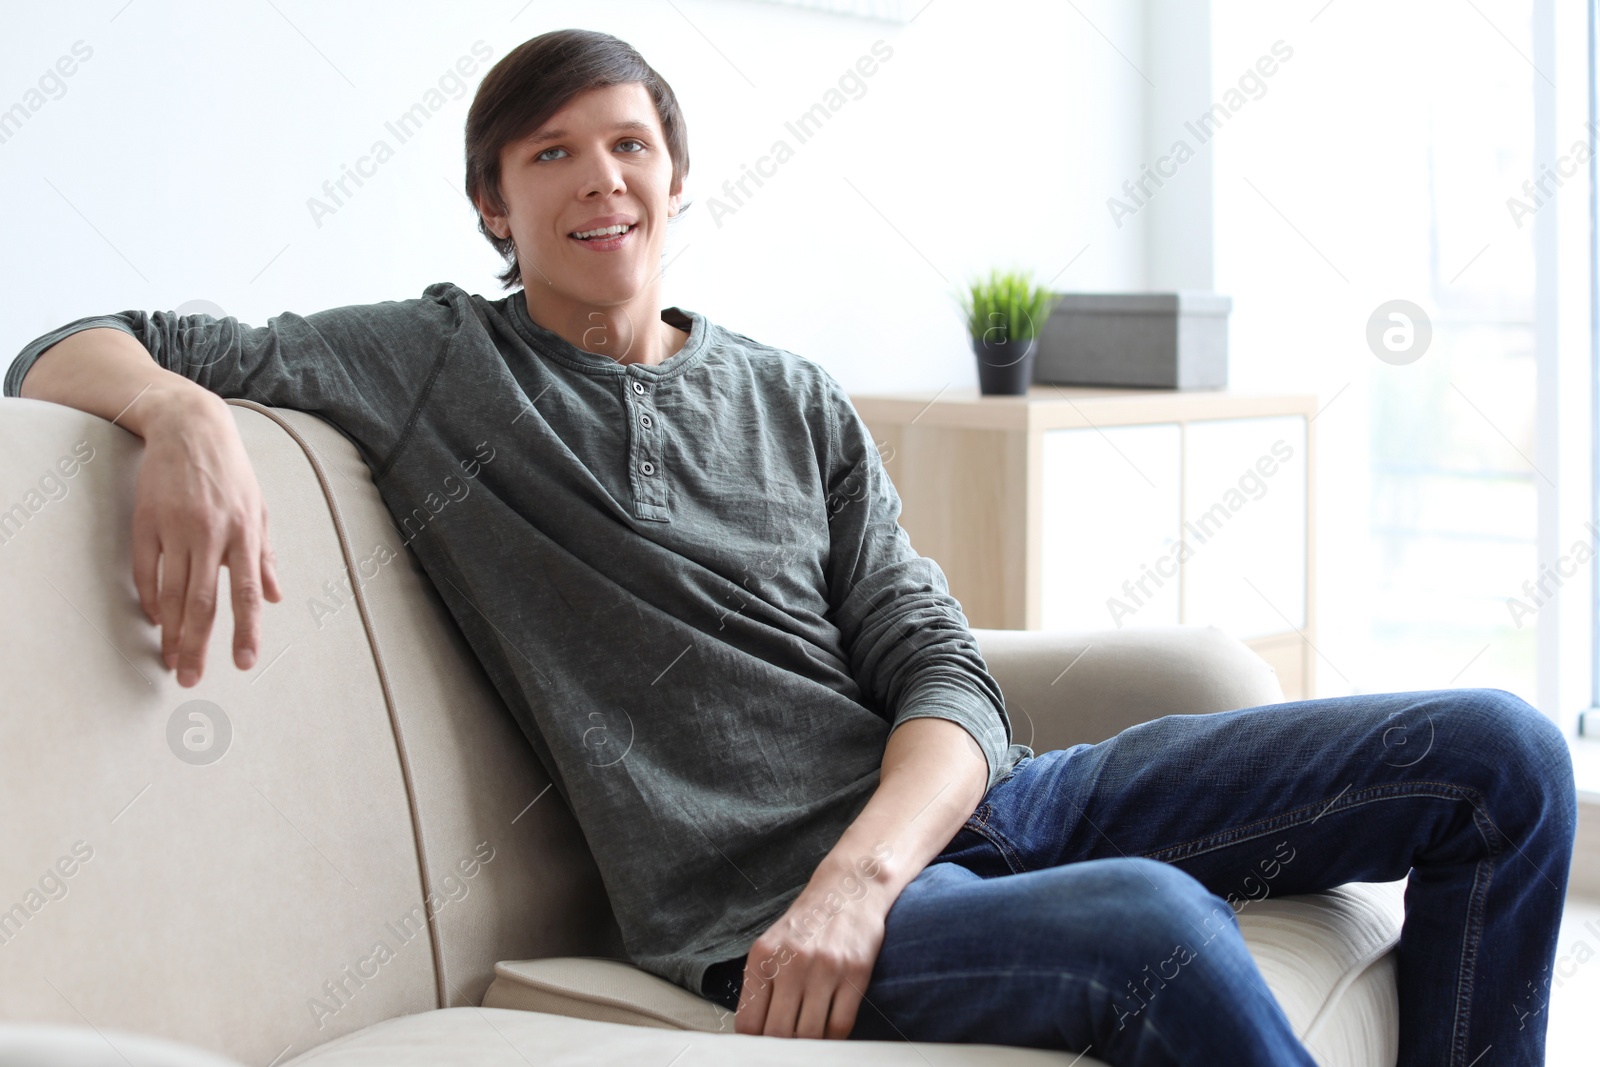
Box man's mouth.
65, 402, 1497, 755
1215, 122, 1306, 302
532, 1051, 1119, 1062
569, 223, 635, 248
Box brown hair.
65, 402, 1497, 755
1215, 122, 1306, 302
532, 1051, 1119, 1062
464, 29, 692, 291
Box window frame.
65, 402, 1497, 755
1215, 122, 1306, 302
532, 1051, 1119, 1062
1540, 0, 1600, 742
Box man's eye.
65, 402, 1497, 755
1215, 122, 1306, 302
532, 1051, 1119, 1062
536, 139, 645, 163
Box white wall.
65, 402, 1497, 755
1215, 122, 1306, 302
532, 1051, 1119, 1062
0, 0, 1153, 396
1141, 0, 1213, 291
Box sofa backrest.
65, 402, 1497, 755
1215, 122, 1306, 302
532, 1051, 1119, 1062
0, 398, 623, 1065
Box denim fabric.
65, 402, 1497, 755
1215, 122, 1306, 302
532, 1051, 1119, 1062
703, 687, 1576, 1066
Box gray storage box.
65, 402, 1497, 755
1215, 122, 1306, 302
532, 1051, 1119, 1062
1032, 291, 1232, 390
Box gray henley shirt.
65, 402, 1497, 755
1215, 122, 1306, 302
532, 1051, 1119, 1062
5, 282, 1030, 996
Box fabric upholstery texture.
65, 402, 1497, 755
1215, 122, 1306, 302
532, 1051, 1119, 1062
0, 1023, 251, 1067
0, 397, 1402, 1066
277, 1007, 1070, 1066
482, 957, 737, 1032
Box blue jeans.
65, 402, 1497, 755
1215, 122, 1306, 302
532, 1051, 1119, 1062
700, 688, 1577, 1066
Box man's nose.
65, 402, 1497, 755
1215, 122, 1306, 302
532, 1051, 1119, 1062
579, 147, 626, 197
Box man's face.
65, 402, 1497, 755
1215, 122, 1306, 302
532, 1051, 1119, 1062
481, 81, 681, 311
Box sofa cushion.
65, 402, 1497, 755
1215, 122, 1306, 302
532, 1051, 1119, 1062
483, 957, 735, 1032
277, 1007, 1074, 1065
0, 1023, 248, 1067
483, 880, 1405, 1066
1234, 880, 1404, 1066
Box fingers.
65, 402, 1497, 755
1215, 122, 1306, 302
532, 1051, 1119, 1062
148, 508, 278, 684
259, 516, 282, 604
737, 937, 871, 1040
226, 535, 263, 671
133, 513, 161, 625
758, 969, 858, 1040
734, 955, 775, 1036
762, 978, 802, 1040
794, 971, 836, 1041
825, 972, 866, 1040
173, 543, 223, 687
157, 549, 190, 676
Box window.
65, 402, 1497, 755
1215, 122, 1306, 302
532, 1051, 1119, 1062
1212, 0, 1574, 707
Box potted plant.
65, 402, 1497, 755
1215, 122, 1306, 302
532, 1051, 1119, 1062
955, 267, 1059, 396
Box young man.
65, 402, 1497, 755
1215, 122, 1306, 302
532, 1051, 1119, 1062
8, 28, 1577, 1067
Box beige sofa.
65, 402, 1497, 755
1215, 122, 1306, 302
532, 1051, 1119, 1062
0, 396, 1406, 1066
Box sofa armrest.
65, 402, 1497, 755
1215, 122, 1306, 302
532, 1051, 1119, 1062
970, 624, 1286, 753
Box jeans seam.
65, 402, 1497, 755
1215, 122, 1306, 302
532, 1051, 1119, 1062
1447, 853, 1492, 1067
1449, 803, 1503, 1067
1137, 781, 1490, 865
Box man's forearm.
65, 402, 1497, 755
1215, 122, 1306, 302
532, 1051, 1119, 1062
732, 716, 991, 1035
18, 327, 219, 437
814, 716, 990, 908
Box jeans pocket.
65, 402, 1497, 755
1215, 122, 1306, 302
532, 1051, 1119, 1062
936, 822, 1013, 878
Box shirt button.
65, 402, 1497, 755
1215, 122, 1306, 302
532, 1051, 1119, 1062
641, 460, 655, 475
640, 413, 653, 428
632, 381, 646, 394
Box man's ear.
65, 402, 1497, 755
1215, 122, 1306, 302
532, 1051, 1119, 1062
668, 172, 686, 217
475, 192, 510, 239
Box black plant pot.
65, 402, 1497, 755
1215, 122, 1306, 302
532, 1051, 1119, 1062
973, 336, 1038, 396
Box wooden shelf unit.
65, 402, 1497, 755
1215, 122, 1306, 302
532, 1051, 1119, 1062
851, 385, 1318, 701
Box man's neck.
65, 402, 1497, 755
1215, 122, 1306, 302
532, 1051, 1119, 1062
523, 290, 684, 367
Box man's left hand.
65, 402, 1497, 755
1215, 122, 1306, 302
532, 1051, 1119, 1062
733, 848, 894, 1040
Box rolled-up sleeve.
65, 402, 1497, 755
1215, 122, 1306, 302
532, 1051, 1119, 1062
5, 284, 464, 473
6, 315, 133, 399
819, 374, 1016, 792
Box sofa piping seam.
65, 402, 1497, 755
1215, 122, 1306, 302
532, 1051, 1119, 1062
225, 398, 448, 1011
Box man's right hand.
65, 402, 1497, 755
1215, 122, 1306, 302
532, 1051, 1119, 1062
133, 391, 282, 686
17, 327, 283, 686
